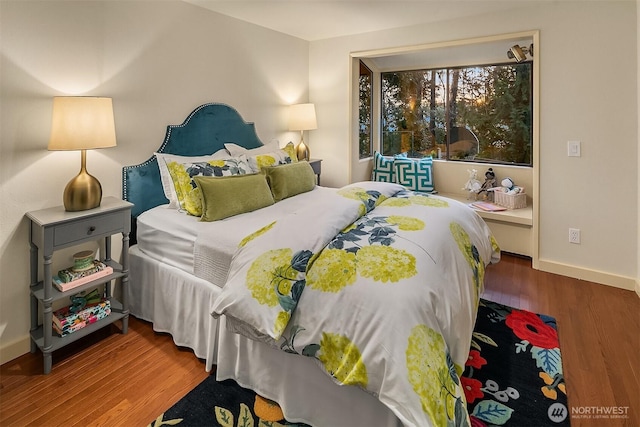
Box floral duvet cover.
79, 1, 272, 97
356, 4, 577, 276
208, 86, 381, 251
211, 181, 500, 427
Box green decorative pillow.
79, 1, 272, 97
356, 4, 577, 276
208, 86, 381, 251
195, 174, 275, 221
246, 142, 298, 173
166, 157, 251, 216
265, 161, 316, 202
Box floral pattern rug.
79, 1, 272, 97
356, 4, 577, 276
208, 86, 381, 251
149, 377, 308, 427
149, 299, 568, 427
462, 299, 569, 426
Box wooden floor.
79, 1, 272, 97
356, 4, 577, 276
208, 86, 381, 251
1, 254, 638, 426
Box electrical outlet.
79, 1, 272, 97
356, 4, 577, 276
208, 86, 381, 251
569, 228, 581, 244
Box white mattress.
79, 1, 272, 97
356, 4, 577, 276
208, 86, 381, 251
136, 205, 201, 274
136, 186, 337, 287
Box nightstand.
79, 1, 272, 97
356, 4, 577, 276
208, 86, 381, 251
308, 158, 322, 185
26, 197, 132, 374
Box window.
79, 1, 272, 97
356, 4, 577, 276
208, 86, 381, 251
359, 61, 373, 159
381, 62, 532, 166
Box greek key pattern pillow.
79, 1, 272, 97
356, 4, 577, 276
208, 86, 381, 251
372, 152, 397, 182
393, 157, 434, 193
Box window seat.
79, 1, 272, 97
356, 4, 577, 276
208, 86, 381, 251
439, 192, 533, 257
439, 193, 532, 226
429, 161, 534, 257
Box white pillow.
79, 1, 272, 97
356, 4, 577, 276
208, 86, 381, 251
155, 149, 230, 208
245, 141, 298, 173
224, 139, 279, 157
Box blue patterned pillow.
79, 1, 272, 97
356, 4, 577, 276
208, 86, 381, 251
372, 152, 407, 182
393, 156, 435, 193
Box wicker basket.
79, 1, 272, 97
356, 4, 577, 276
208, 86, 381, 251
494, 191, 527, 209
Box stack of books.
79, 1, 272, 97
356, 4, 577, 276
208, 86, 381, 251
53, 260, 113, 292
470, 201, 507, 212
52, 293, 111, 337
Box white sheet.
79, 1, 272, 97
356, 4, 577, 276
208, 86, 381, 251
137, 186, 338, 288
136, 206, 202, 274
192, 186, 338, 287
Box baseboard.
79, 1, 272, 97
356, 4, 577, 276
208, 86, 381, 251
636, 280, 640, 298
538, 259, 636, 291
0, 335, 30, 366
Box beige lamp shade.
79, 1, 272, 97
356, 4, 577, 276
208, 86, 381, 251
48, 96, 116, 211
48, 97, 117, 150
288, 103, 317, 162
288, 103, 317, 131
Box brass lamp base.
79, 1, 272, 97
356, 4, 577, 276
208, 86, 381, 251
63, 150, 102, 211
296, 138, 310, 161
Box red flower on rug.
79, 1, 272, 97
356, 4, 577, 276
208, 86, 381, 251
461, 376, 484, 404
470, 415, 488, 427
466, 350, 487, 369
505, 309, 558, 349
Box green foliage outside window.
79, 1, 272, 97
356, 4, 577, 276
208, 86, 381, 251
359, 62, 373, 159
381, 63, 532, 166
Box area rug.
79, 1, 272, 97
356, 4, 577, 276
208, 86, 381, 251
462, 299, 569, 427
149, 299, 568, 427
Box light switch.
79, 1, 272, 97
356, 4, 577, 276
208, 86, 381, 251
568, 140, 581, 157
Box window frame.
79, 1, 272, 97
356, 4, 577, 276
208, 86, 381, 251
379, 60, 533, 167
358, 60, 374, 159
350, 30, 540, 268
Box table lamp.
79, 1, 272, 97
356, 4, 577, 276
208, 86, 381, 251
288, 103, 317, 161
48, 97, 117, 211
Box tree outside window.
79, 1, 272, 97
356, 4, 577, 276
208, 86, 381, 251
359, 61, 373, 159
380, 62, 532, 166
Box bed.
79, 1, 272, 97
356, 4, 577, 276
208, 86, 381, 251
123, 102, 500, 427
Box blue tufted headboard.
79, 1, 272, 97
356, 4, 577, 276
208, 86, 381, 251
122, 103, 265, 241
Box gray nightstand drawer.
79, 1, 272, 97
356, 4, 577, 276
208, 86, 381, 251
54, 211, 124, 246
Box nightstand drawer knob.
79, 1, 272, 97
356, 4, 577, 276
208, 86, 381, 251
88, 226, 96, 234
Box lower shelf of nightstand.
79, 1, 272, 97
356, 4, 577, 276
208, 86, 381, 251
31, 259, 124, 303
30, 299, 126, 352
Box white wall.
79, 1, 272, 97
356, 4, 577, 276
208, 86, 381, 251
637, 0, 640, 297
309, 1, 638, 288
0, 0, 309, 363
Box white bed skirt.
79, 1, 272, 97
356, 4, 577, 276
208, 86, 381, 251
129, 245, 401, 426
216, 316, 402, 427
128, 245, 219, 371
